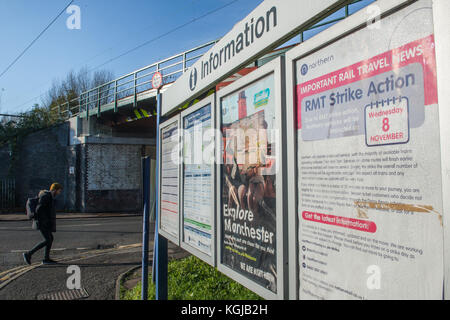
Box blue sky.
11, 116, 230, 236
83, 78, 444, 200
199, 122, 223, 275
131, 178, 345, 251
0, 0, 265, 114
0, 0, 373, 115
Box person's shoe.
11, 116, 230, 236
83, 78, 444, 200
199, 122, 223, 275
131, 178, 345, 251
23, 252, 31, 265
42, 259, 58, 265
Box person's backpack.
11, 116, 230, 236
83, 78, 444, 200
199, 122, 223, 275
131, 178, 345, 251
26, 197, 39, 220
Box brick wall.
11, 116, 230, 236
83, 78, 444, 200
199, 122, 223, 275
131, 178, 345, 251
15, 123, 69, 210
4, 119, 153, 213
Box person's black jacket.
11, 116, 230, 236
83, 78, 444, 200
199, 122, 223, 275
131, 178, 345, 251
35, 191, 56, 232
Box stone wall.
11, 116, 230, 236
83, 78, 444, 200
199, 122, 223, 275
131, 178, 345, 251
15, 123, 69, 211
2, 118, 155, 213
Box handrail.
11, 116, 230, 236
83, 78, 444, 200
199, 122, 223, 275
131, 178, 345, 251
51, 39, 219, 118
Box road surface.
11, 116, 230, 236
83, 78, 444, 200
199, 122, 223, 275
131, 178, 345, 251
0, 216, 143, 272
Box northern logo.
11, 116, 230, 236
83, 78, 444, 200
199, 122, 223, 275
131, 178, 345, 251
301, 64, 308, 76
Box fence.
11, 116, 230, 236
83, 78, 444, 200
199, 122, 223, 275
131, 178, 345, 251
51, 40, 219, 120
0, 179, 15, 210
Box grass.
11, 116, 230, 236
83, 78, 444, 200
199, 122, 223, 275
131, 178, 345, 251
121, 255, 263, 300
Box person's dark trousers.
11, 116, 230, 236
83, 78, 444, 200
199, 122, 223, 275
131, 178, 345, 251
28, 228, 53, 260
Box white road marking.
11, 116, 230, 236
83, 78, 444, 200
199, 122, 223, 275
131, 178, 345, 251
0, 219, 140, 231
11, 248, 66, 253
57, 224, 102, 228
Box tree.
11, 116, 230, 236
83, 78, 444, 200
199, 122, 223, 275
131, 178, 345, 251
0, 68, 114, 175
42, 67, 114, 116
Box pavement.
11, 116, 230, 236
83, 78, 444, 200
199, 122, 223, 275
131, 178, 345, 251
0, 244, 143, 300
0, 243, 189, 300
0, 216, 145, 273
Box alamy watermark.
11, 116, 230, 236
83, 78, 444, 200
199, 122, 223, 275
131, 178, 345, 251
66, 5, 81, 30
66, 265, 81, 290
166, 128, 280, 174
366, 4, 381, 30
366, 265, 381, 290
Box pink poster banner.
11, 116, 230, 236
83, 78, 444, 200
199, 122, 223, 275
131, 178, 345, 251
302, 211, 377, 233
296, 35, 438, 129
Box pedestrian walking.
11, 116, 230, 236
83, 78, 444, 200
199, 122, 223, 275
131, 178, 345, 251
23, 183, 63, 265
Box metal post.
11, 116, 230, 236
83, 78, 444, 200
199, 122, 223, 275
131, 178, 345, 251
134, 73, 137, 108
153, 92, 168, 300
85, 94, 89, 118
1, 180, 3, 209
114, 80, 118, 113
141, 157, 151, 300
97, 87, 101, 117
12, 179, 15, 209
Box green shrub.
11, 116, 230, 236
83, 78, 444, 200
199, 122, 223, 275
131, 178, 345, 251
122, 256, 262, 300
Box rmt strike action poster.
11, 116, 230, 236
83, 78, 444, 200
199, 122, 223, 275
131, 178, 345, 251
220, 74, 277, 293
295, 1, 443, 300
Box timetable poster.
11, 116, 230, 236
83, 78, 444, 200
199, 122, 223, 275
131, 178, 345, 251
295, 2, 443, 300
220, 74, 278, 293
183, 104, 214, 255
160, 120, 180, 240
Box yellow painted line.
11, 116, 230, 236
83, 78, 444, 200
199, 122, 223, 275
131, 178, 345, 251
117, 243, 142, 250
0, 262, 41, 278
134, 109, 143, 119
0, 243, 143, 289
140, 109, 149, 117
0, 266, 36, 290
0, 265, 26, 278
1, 266, 36, 282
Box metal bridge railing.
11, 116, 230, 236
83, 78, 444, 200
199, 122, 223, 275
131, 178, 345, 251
51, 0, 369, 120
52, 39, 219, 119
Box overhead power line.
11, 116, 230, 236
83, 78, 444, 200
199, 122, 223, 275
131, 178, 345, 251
0, 0, 75, 80
88, 0, 240, 73
10, 0, 240, 111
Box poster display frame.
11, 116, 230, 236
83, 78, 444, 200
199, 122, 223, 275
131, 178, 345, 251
216, 57, 288, 300
180, 94, 217, 266
432, 0, 450, 300
285, 0, 441, 300
158, 114, 182, 246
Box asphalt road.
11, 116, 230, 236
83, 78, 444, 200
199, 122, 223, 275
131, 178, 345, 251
0, 215, 162, 300
0, 216, 145, 273
0, 215, 189, 300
